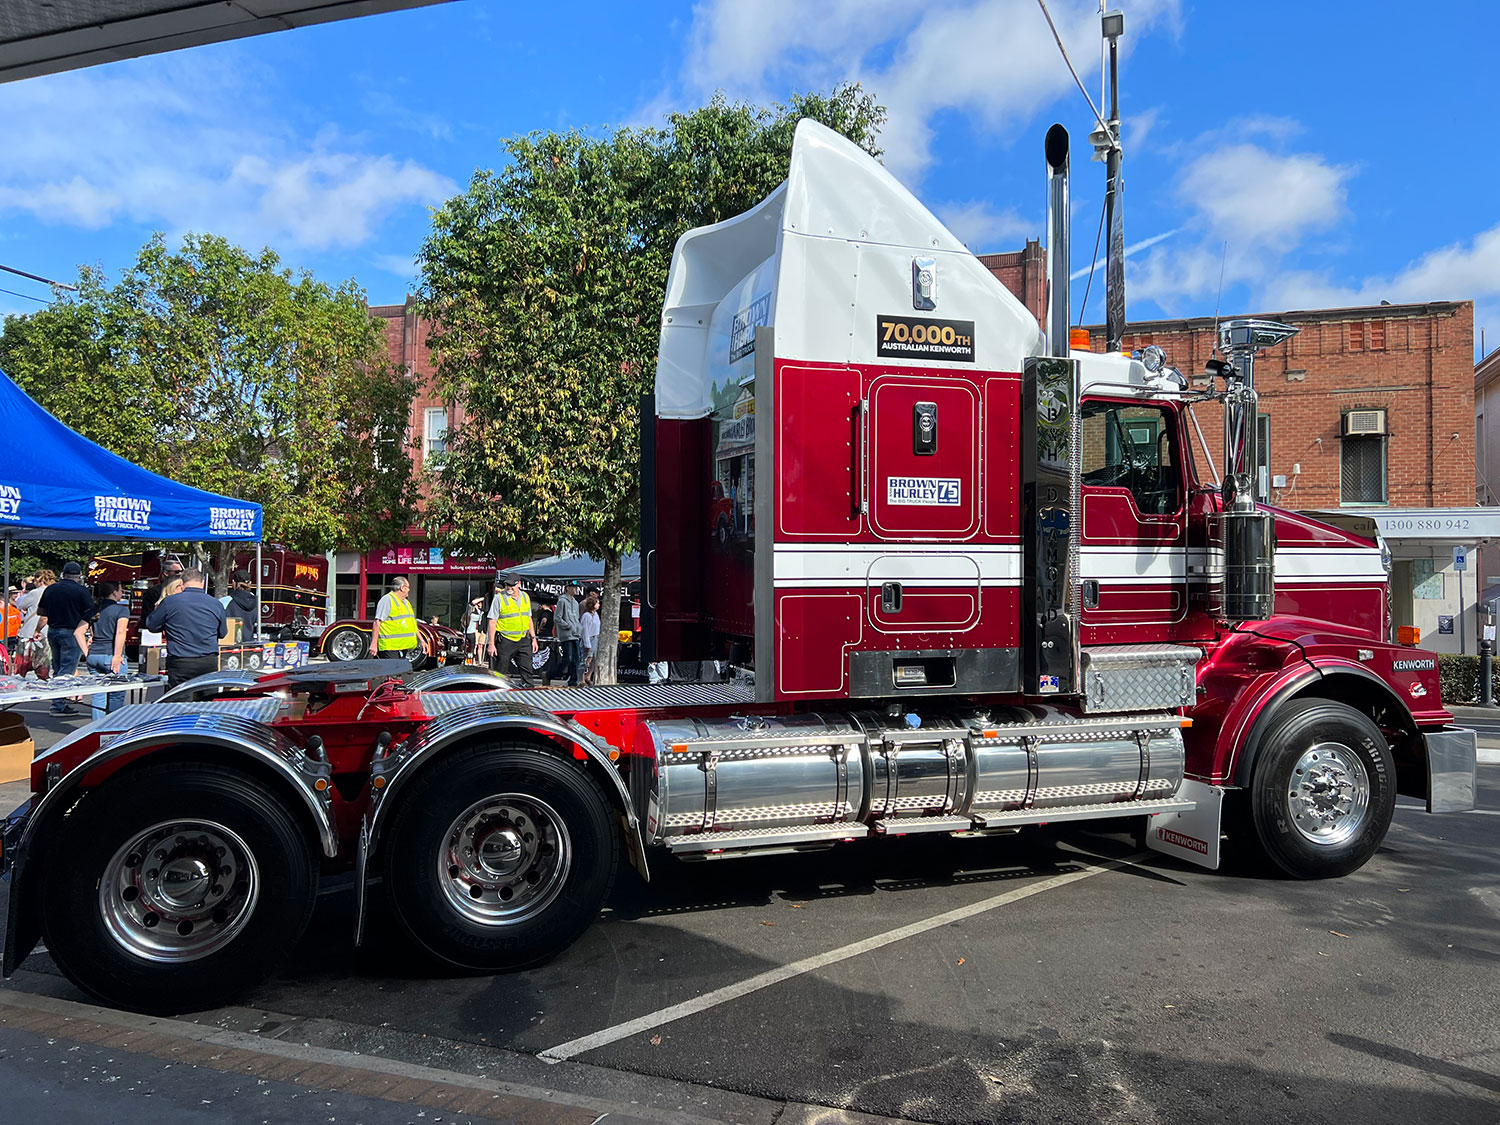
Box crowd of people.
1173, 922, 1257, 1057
450, 576, 603, 689
0, 557, 259, 713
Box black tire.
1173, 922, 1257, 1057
324, 625, 369, 662
382, 743, 618, 971
40, 761, 319, 1015
1249, 698, 1396, 879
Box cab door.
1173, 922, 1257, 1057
1079, 399, 1188, 643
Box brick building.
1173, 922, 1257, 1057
330, 298, 499, 626
985, 251, 1484, 651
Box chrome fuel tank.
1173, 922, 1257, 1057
637, 715, 865, 844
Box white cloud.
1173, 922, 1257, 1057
1177, 143, 1350, 250
935, 200, 1034, 250
0, 57, 454, 254
678, 0, 1182, 181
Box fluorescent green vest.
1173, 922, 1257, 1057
495, 591, 531, 641
377, 592, 419, 650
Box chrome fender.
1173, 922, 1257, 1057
355, 698, 647, 946
4, 709, 336, 977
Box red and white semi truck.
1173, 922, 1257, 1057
0, 120, 1477, 1015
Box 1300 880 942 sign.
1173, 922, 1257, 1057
876, 315, 976, 362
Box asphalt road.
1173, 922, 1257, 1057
1, 702, 1498, 1123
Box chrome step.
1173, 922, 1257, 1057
664, 823, 867, 855
874, 815, 977, 836
973, 797, 1196, 827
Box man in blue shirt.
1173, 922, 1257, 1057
37, 561, 95, 715
143, 567, 227, 689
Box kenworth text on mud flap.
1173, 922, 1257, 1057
0, 119, 1477, 1015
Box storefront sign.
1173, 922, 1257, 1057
1371, 509, 1500, 541
365, 545, 498, 575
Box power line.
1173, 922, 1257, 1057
0, 262, 78, 292
1035, 0, 1117, 150
0, 286, 50, 305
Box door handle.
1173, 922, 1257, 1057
881, 582, 903, 613
1081, 579, 1099, 609
852, 398, 869, 517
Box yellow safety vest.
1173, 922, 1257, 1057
377, 592, 419, 650
495, 591, 531, 641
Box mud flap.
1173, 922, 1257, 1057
1146, 779, 1223, 870
353, 816, 370, 948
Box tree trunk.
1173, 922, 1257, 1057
595, 551, 622, 685
208, 544, 232, 598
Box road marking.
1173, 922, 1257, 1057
1396, 802, 1500, 816
537, 854, 1137, 1063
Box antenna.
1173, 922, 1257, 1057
1210, 241, 1227, 356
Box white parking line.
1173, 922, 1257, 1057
537, 854, 1137, 1063
1396, 802, 1500, 816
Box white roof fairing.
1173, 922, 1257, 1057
656, 120, 1044, 421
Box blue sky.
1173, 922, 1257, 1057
1, 0, 1496, 357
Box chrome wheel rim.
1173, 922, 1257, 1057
1287, 741, 1370, 847
438, 795, 571, 926
99, 820, 260, 962
331, 631, 364, 661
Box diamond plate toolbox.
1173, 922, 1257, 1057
1080, 644, 1199, 714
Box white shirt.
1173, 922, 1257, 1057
17, 588, 43, 640
580, 610, 601, 650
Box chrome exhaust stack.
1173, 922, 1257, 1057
1023, 125, 1082, 697
1045, 123, 1071, 357
1218, 318, 1299, 622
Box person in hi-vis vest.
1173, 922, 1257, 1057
488, 574, 537, 687
371, 575, 420, 663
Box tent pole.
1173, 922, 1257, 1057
255, 542, 263, 642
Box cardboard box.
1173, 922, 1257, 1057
143, 647, 164, 679
0, 710, 35, 785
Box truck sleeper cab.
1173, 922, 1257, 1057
0, 120, 1477, 1016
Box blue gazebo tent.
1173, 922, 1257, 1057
0, 367, 263, 611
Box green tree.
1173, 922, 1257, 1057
0, 233, 416, 591
420, 85, 884, 682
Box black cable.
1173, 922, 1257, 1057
0, 286, 49, 305
1077, 195, 1107, 326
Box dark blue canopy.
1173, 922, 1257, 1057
0, 367, 262, 542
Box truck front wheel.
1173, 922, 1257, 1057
1249, 698, 1396, 879
40, 761, 319, 1014
382, 743, 618, 971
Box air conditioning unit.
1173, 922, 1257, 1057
1342, 409, 1387, 436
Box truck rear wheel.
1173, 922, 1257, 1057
382, 743, 618, 971
40, 761, 319, 1014
1249, 698, 1396, 879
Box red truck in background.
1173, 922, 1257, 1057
89, 546, 328, 651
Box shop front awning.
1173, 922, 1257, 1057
1303, 508, 1500, 543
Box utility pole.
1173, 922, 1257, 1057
1099, 10, 1125, 353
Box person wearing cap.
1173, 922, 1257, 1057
554, 581, 583, 687
37, 561, 97, 714
370, 575, 420, 664
488, 575, 537, 687
221, 567, 258, 639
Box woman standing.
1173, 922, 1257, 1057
579, 596, 601, 686
16, 569, 53, 677
87, 581, 131, 719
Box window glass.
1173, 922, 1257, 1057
1340, 435, 1385, 504
1412, 558, 1443, 600
424, 407, 449, 457
1081, 401, 1180, 514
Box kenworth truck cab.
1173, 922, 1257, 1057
0, 120, 1477, 1015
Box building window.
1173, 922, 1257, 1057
424, 408, 448, 458
1340, 435, 1386, 504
